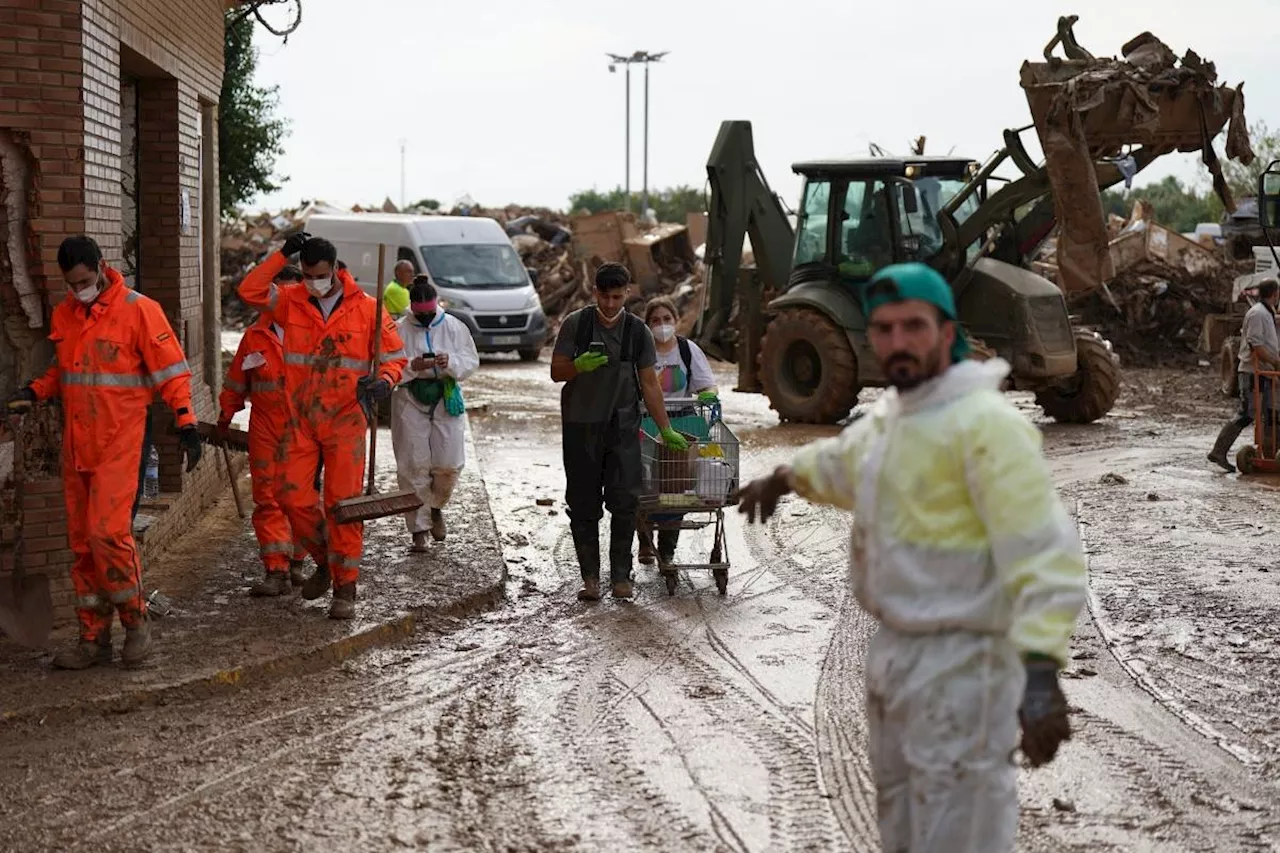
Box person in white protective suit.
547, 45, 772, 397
390, 276, 480, 550
736, 262, 1087, 853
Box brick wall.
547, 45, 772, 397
0, 478, 77, 614
0, 0, 230, 630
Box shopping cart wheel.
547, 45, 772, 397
1237, 445, 1258, 475
664, 573, 678, 596
713, 568, 728, 596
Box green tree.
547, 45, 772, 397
219, 9, 288, 217
408, 197, 441, 211
1099, 175, 1222, 233
568, 184, 707, 223
1218, 120, 1280, 200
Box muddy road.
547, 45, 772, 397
1, 359, 1278, 851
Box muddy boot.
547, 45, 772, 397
612, 580, 634, 601
300, 564, 332, 601
1208, 420, 1245, 472
610, 513, 636, 587
658, 528, 680, 567
637, 529, 657, 565
329, 583, 356, 620
51, 632, 112, 670
289, 560, 308, 588
410, 531, 429, 553
121, 622, 152, 668
577, 578, 601, 602
430, 508, 446, 542
251, 571, 290, 597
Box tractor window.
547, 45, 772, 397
896, 176, 981, 262
793, 180, 830, 266
838, 180, 893, 280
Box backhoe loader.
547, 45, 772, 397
695, 20, 1251, 425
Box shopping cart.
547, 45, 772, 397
1234, 356, 1280, 474
639, 399, 740, 595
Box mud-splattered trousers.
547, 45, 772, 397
30, 267, 196, 640
218, 317, 307, 574
238, 251, 406, 588
789, 359, 1087, 853
389, 311, 479, 533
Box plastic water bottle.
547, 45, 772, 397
144, 446, 160, 499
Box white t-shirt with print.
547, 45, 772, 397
654, 337, 716, 400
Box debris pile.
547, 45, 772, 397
1035, 201, 1250, 365
221, 199, 710, 342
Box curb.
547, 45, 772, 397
1, 424, 508, 726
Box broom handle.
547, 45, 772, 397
368, 244, 386, 497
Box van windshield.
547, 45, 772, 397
419, 243, 528, 288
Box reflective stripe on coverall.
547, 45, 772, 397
389, 310, 479, 533
29, 267, 196, 638
218, 315, 306, 572
789, 358, 1086, 853
237, 251, 407, 587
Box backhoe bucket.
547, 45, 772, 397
1020, 29, 1253, 295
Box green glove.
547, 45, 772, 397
697, 390, 719, 403
573, 351, 609, 373
660, 427, 689, 451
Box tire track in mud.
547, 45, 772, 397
547, 522, 846, 852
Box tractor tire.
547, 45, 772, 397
758, 307, 860, 424
1035, 333, 1121, 424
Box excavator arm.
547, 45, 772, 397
696, 121, 794, 389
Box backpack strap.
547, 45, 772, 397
573, 306, 594, 357
676, 336, 693, 383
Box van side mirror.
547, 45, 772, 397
1259, 161, 1280, 229
526, 266, 539, 285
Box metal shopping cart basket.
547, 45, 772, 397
1235, 356, 1280, 475
639, 399, 740, 595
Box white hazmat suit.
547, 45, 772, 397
790, 358, 1086, 853
390, 310, 480, 534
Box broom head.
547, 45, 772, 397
332, 489, 423, 524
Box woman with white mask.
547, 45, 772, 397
638, 296, 720, 566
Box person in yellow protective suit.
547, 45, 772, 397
736, 262, 1086, 853
384, 260, 413, 319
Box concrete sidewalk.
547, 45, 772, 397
0, 424, 506, 724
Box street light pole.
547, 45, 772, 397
625, 62, 631, 213
399, 138, 406, 210
609, 51, 666, 217
642, 61, 650, 219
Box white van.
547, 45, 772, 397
304, 213, 548, 360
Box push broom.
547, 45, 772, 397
332, 244, 424, 524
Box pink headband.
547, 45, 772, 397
411, 300, 438, 314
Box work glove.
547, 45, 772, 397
5, 386, 36, 413
281, 231, 311, 258
659, 426, 689, 452
1018, 657, 1072, 768
178, 425, 203, 473
573, 351, 609, 374
697, 390, 719, 404
357, 374, 392, 403
735, 465, 795, 524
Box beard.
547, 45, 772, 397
882, 346, 945, 391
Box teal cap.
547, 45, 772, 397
862, 262, 970, 362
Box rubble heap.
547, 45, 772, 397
1034, 201, 1250, 366
220, 201, 711, 342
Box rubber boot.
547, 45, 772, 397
289, 560, 308, 588
658, 528, 680, 567
121, 621, 152, 668
571, 521, 601, 601
1208, 422, 1243, 472
637, 527, 657, 565
51, 631, 112, 670
410, 531, 429, 553
251, 571, 290, 597
301, 563, 332, 601
430, 508, 446, 542
609, 514, 635, 586
329, 583, 356, 620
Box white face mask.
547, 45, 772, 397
597, 304, 624, 323
306, 277, 332, 298
73, 283, 99, 304
651, 323, 675, 343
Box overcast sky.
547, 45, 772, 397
247, 0, 1276, 215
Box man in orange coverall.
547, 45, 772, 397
237, 233, 407, 619
6, 235, 202, 669
218, 264, 312, 596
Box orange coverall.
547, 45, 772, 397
30, 266, 196, 639
237, 251, 406, 588
218, 315, 306, 574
